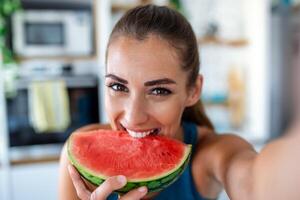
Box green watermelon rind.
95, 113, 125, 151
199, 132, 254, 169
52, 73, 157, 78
67, 133, 192, 194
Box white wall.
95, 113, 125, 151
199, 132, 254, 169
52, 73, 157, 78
183, 0, 271, 141
243, 0, 271, 140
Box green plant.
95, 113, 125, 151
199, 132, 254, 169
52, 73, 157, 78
169, 0, 187, 18
0, 0, 21, 65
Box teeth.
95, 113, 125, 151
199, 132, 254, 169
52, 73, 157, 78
127, 129, 156, 138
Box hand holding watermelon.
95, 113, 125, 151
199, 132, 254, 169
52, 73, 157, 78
68, 164, 148, 200
67, 130, 191, 199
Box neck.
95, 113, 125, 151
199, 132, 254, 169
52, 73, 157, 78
174, 124, 184, 142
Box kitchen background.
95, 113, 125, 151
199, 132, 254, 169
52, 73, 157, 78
0, 0, 299, 199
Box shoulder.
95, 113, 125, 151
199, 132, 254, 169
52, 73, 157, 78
193, 125, 219, 172
190, 126, 223, 198
192, 126, 257, 199
193, 126, 256, 172
192, 126, 257, 198
196, 125, 215, 141
193, 125, 217, 149
194, 125, 254, 153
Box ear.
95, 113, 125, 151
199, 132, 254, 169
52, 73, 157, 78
185, 74, 203, 107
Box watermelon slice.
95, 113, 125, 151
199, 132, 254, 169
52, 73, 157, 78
67, 129, 192, 194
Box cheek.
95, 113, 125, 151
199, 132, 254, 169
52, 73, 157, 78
104, 91, 123, 124
149, 97, 185, 126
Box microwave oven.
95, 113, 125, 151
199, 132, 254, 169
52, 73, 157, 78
12, 10, 93, 57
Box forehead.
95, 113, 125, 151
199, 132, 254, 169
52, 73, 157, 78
106, 36, 185, 80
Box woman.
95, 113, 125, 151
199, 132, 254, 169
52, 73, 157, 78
59, 4, 299, 200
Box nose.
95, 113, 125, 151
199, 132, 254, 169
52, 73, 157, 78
123, 93, 149, 127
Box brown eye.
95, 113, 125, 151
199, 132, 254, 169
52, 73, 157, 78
107, 83, 129, 92
151, 88, 172, 96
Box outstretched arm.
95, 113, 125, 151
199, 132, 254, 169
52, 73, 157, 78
196, 123, 300, 200
252, 123, 300, 200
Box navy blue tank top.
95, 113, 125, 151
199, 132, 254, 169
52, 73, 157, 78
108, 122, 209, 200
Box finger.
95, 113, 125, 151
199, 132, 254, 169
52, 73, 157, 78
120, 186, 148, 200
68, 165, 91, 199
91, 175, 127, 200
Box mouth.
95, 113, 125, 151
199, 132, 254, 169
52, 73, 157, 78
120, 124, 161, 138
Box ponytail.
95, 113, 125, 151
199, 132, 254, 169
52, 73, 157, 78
182, 100, 214, 130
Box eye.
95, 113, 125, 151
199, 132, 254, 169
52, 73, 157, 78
107, 83, 129, 92
150, 87, 172, 96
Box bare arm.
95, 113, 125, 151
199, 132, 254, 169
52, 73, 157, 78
252, 123, 300, 200
193, 129, 257, 200
196, 124, 300, 200
215, 135, 257, 200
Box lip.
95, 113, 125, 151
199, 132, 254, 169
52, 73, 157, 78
117, 123, 126, 131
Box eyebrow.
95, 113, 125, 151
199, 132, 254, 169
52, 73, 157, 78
105, 74, 176, 86
105, 74, 128, 84
144, 78, 176, 86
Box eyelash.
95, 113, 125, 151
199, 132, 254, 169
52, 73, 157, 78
150, 87, 172, 96
107, 83, 129, 92
107, 83, 172, 96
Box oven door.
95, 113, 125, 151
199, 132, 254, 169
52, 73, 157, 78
6, 75, 100, 147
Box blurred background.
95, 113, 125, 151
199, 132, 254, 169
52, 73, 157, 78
0, 0, 299, 199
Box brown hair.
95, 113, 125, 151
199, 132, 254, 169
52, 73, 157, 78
106, 4, 214, 130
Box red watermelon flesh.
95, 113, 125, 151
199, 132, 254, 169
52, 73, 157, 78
70, 130, 188, 180
68, 129, 191, 193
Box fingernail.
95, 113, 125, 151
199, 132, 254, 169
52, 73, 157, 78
138, 186, 147, 193
117, 175, 127, 185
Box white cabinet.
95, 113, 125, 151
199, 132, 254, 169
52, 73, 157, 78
0, 169, 3, 199
10, 162, 59, 200
0, 68, 11, 200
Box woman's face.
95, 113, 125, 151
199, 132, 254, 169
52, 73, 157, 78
105, 35, 201, 140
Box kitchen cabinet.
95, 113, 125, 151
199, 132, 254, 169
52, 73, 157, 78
10, 162, 59, 200
0, 1, 99, 200
0, 68, 11, 200
0, 169, 4, 199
